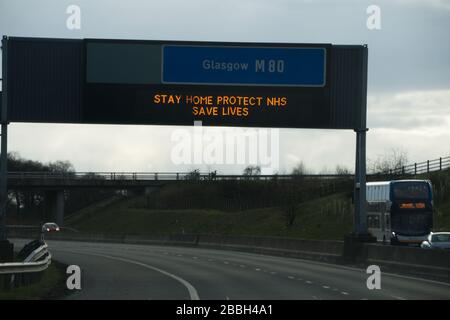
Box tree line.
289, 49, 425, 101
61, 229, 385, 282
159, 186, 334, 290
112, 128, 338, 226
6, 152, 115, 223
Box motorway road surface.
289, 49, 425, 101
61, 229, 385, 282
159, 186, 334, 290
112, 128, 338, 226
12, 239, 450, 300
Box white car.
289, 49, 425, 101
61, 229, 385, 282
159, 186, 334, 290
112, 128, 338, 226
420, 232, 450, 249
41, 222, 60, 233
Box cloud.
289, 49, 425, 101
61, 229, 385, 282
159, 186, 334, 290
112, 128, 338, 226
2, 1, 450, 174
368, 89, 450, 131
393, 0, 450, 11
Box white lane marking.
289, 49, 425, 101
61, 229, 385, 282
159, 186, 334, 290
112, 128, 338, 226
226, 296, 230, 300
341, 292, 349, 295
177, 254, 183, 257
381, 272, 450, 287
192, 249, 450, 289
322, 286, 330, 289
391, 295, 406, 300
67, 251, 200, 300
288, 276, 295, 280
49, 241, 449, 296
240, 265, 246, 268
306, 281, 313, 284
270, 271, 277, 275
255, 268, 261, 271
192, 257, 198, 260
258, 255, 450, 288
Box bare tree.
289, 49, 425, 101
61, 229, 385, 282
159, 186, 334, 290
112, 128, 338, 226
335, 165, 351, 175
281, 187, 301, 228
370, 148, 409, 174
48, 160, 75, 173
283, 203, 298, 228
185, 169, 201, 181
243, 165, 261, 177
292, 161, 308, 176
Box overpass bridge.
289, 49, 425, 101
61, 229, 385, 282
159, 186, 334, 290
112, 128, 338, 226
5, 155, 450, 227
7, 171, 353, 188
7, 156, 449, 189
7, 171, 355, 227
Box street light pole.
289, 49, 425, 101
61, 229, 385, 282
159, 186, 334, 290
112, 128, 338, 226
354, 128, 368, 235
0, 36, 9, 242
0, 36, 13, 262
352, 45, 373, 240
353, 45, 369, 237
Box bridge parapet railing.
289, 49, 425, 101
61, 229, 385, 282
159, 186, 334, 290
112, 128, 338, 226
384, 156, 450, 175
6, 156, 450, 182
7, 171, 356, 181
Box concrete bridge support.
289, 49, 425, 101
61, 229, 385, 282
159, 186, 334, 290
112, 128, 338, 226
45, 190, 65, 226
144, 186, 159, 195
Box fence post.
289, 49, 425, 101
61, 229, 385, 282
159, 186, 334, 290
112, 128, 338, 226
427, 160, 430, 173
440, 157, 442, 171
414, 163, 417, 175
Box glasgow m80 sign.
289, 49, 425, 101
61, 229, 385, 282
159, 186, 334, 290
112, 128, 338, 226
161, 45, 326, 86
2, 37, 367, 130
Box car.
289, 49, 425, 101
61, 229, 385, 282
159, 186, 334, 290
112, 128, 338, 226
41, 222, 60, 233
420, 232, 450, 249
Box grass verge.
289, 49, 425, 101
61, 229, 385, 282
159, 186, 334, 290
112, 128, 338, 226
0, 261, 69, 300
68, 192, 355, 240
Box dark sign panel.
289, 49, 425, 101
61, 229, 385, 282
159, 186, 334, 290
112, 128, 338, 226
4, 37, 367, 129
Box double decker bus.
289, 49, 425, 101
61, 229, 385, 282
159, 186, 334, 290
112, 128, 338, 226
366, 180, 433, 245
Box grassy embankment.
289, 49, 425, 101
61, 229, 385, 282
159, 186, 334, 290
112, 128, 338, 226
0, 261, 68, 300
67, 191, 355, 240
66, 169, 450, 239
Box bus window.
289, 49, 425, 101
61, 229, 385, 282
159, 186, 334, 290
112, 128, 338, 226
393, 182, 430, 200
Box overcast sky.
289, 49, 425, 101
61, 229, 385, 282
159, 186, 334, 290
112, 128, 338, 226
0, 0, 449, 174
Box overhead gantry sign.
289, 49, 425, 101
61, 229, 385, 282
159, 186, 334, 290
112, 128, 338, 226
0, 36, 369, 241
3, 37, 366, 130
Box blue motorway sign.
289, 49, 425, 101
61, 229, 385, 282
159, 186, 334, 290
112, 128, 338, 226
162, 45, 326, 87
